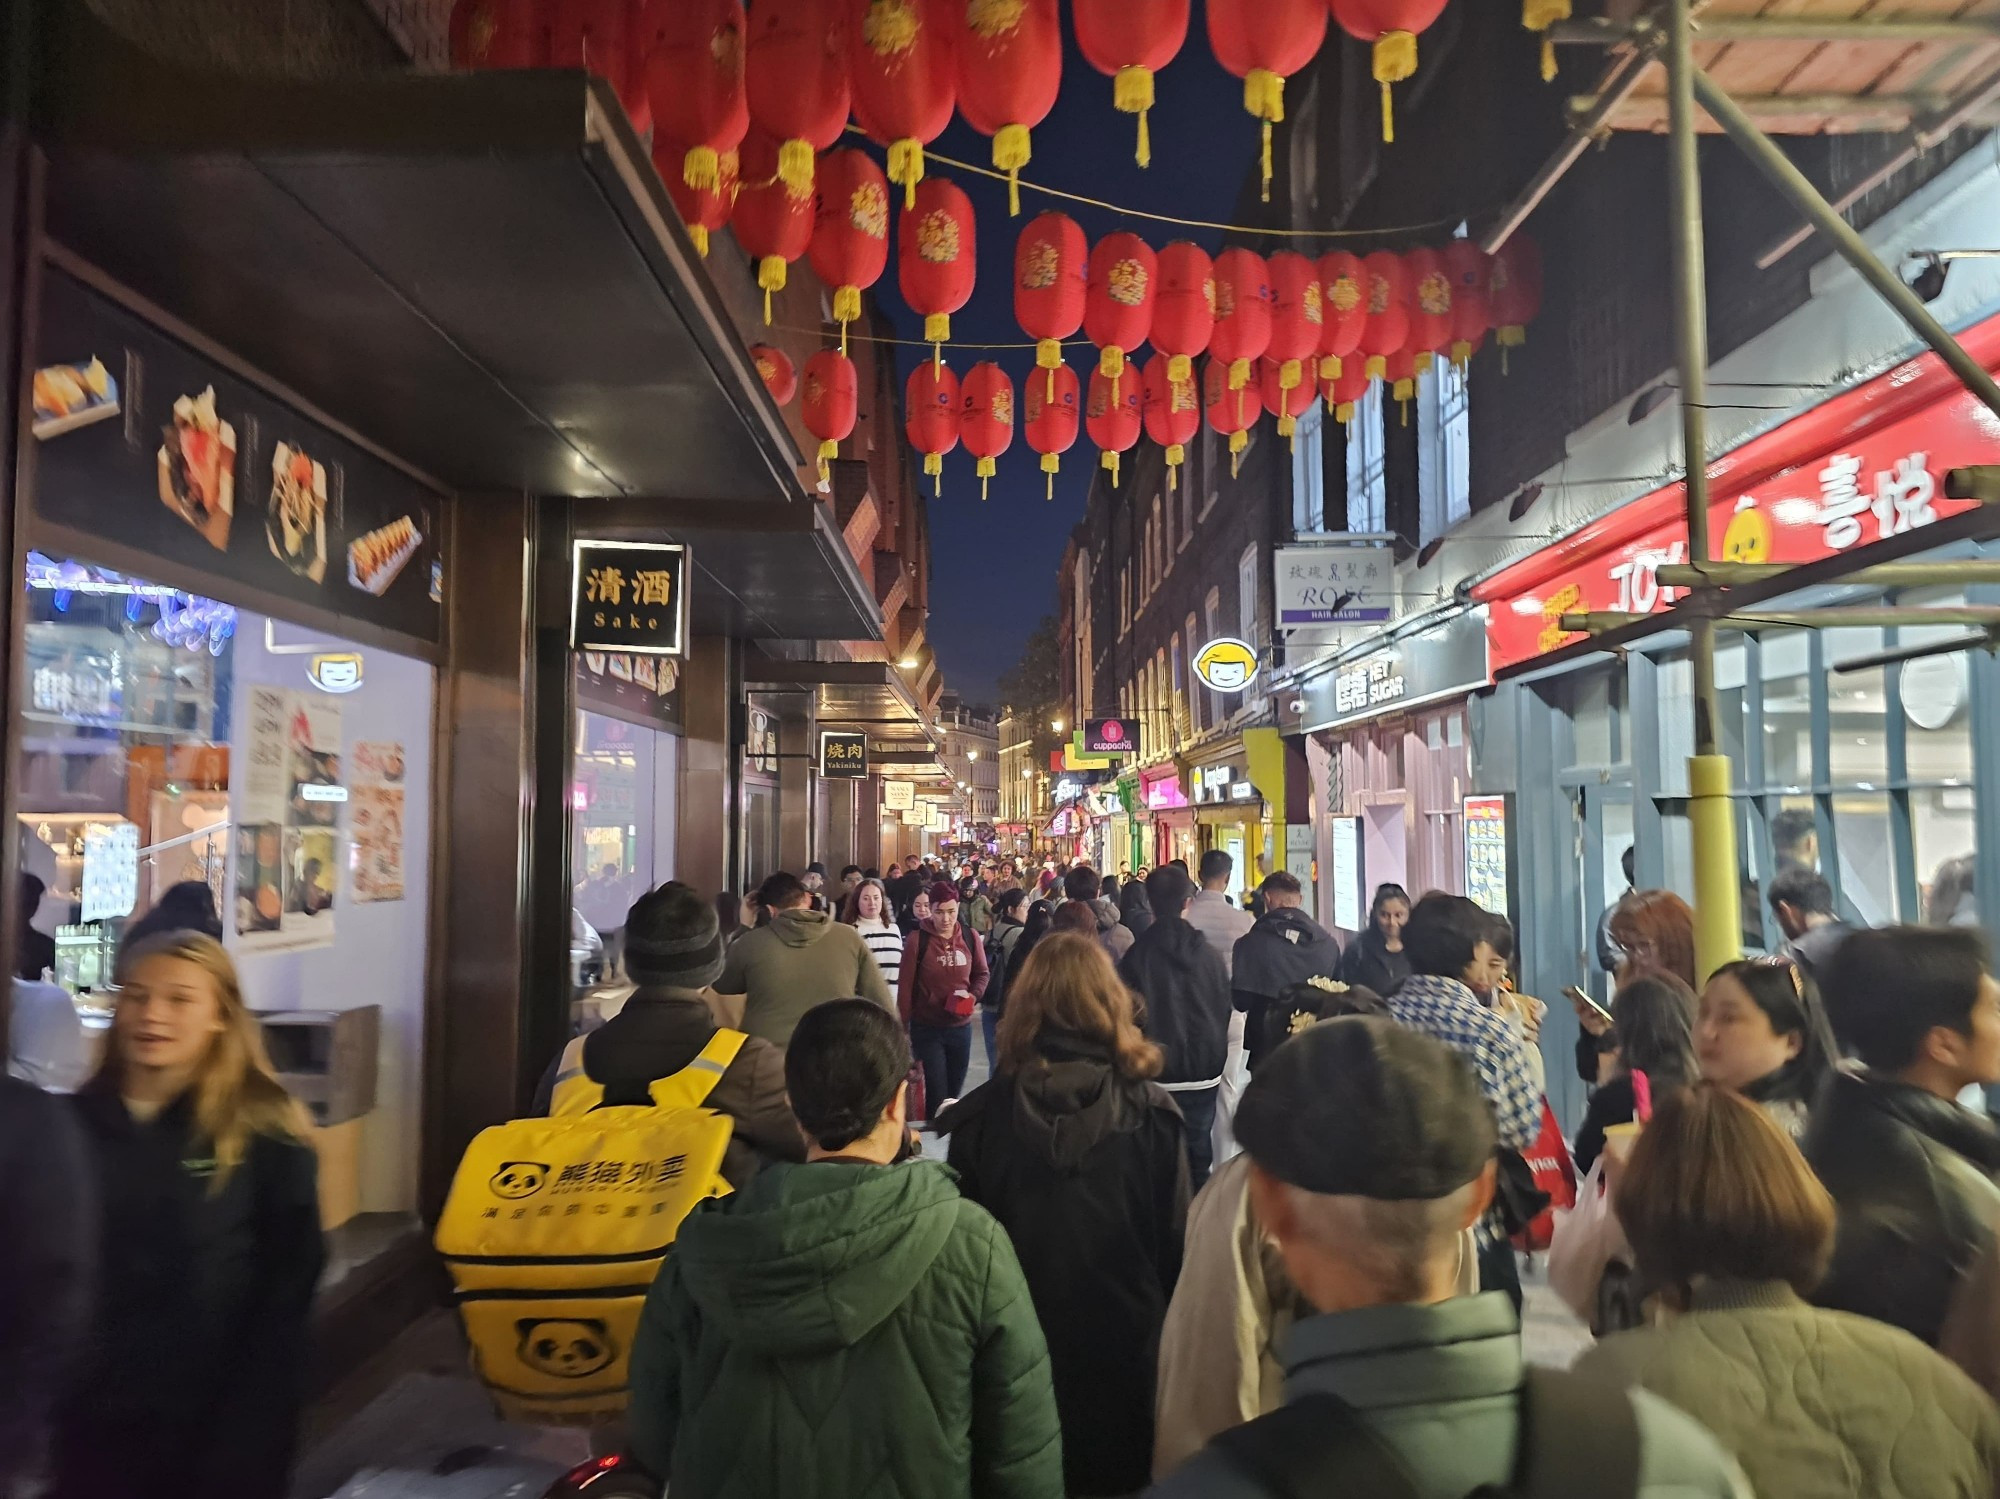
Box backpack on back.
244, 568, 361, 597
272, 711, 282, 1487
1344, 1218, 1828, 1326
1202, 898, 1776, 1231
1208, 1364, 1642, 1499
434, 1029, 745, 1426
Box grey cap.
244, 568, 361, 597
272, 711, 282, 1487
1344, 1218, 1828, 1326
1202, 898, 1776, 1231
1235, 1016, 1497, 1201
624, 881, 726, 990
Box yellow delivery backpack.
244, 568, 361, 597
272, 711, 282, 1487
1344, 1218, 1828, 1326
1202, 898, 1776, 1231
435, 1028, 745, 1426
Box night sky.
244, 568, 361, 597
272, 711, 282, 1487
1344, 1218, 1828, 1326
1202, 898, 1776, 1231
864, 7, 1258, 707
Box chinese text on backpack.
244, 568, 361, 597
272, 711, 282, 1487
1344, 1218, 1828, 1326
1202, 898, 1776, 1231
435, 1030, 744, 1425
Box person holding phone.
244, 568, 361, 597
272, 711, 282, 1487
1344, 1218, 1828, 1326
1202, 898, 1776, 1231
1572, 975, 1699, 1176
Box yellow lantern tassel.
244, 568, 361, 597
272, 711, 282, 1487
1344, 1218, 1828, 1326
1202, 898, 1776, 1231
1038, 338, 1063, 403
1415, 351, 1434, 375
834, 284, 862, 356
1228, 357, 1251, 391
1319, 355, 1341, 381
688, 224, 709, 258
1114, 65, 1156, 167
1279, 359, 1302, 392
1373, 31, 1418, 144
777, 138, 816, 196
1102, 448, 1121, 487
1166, 443, 1185, 484
1364, 354, 1387, 380
977, 454, 995, 501
684, 144, 720, 191
1280, 412, 1297, 446
994, 124, 1032, 217
1542, 38, 1557, 81
927, 312, 950, 375
1451, 339, 1472, 366
1394, 378, 1414, 422
758, 255, 787, 325
817, 437, 837, 484
925, 450, 943, 498
1336, 401, 1356, 425
1244, 68, 1285, 202
1169, 353, 1192, 384
1525, 0, 1570, 82
1229, 428, 1246, 479
1041, 451, 1059, 501
888, 137, 926, 210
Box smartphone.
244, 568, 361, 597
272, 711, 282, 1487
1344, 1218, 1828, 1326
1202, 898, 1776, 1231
1565, 984, 1614, 1027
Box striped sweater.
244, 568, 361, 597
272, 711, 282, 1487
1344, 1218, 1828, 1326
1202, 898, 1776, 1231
854, 919, 906, 1003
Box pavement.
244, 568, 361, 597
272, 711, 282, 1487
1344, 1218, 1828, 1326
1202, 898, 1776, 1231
296, 1029, 1592, 1494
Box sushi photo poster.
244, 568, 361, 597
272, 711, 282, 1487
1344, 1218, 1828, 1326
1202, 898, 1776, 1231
235, 685, 343, 952
29, 268, 442, 645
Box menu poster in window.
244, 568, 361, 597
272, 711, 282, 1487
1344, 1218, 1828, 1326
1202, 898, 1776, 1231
31, 269, 441, 643
1464, 795, 1511, 918
350, 741, 407, 904
1329, 817, 1363, 934
82, 821, 140, 923
234, 685, 341, 952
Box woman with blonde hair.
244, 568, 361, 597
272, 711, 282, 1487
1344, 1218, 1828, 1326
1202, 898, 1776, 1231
940, 933, 1189, 1498
51, 932, 324, 1499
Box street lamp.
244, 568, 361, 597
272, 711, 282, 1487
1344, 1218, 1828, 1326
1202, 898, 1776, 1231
1051, 718, 1065, 732
967, 749, 978, 760
1022, 768, 1033, 779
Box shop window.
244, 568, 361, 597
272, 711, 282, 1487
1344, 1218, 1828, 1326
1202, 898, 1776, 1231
1182, 614, 1200, 733
14, 559, 434, 1229
1119, 564, 1131, 635
1345, 384, 1388, 534
1760, 632, 1814, 790
1292, 400, 1327, 535
571, 707, 677, 950
1833, 792, 1899, 925
1164, 479, 1177, 556
1898, 595, 1976, 787
1416, 360, 1471, 544
1151, 496, 1165, 587
1569, 667, 1623, 774
1825, 627, 1889, 788
1653, 641, 1744, 796
1917, 787, 1979, 924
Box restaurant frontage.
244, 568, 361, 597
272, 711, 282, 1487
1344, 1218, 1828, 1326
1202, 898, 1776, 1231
3, 2, 885, 1387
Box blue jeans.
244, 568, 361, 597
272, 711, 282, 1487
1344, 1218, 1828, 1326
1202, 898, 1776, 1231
910, 1020, 971, 1122
1172, 1085, 1219, 1191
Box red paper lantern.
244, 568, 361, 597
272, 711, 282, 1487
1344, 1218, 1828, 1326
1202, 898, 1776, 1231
1023, 361, 1081, 499
1073, 0, 1190, 166
658, 140, 741, 257
1318, 250, 1368, 378
1403, 246, 1455, 357
1266, 249, 1321, 411
733, 131, 815, 323
1207, 0, 1328, 200
1358, 249, 1410, 379
1142, 352, 1201, 490
1442, 239, 1492, 365
1085, 233, 1157, 403
1332, 0, 1452, 142
1153, 242, 1215, 386
1014, 212, 1089, 398
550, 1, 646, 132
899, 175, 977, 365
645, 1, 748, 191
906, 359, 962, 495
1490, 234, 1544, 351
809, 147, 891, 353
952, 0, 1062, 216
1210, 248, 1274, 392
1326, 360, 1372, 425
449, 0, 545, 69
746, 0, 851, 197
1259, 355, 1317, 442
960, 361, 1016, 500
848, 0, 957, 208
1087, 365, 1143, 488
801, 349, 858, 481
1204, 355, 1254, 476
750, 343, 797, 405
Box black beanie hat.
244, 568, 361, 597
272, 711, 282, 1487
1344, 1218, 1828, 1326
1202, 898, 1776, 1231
624, 881, 726, 990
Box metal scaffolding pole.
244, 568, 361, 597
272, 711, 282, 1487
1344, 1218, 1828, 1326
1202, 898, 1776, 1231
1692, 68, 2000, 426
1664, 0, 1743, 979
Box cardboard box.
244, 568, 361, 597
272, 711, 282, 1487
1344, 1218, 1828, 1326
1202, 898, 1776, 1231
258, 1005, 379, 1125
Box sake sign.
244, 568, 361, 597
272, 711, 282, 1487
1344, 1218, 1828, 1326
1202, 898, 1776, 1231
571, 541, 688, 656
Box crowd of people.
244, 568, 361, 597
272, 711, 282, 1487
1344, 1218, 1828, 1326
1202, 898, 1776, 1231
15, 841, 2000, 1499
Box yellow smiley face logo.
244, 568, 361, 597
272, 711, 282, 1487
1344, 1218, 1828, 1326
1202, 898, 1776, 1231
1722, 499, 1771, 563
1194, 638, 1260, 693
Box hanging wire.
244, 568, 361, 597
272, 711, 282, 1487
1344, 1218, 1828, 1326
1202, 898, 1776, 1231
767, 322, 1098, 353
839, 125, 1476, 242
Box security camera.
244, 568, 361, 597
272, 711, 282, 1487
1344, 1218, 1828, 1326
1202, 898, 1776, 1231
1288, 697, 1307, 715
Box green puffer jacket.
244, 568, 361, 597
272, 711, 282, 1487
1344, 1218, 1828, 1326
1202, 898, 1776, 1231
628, 1158, 1065, 1499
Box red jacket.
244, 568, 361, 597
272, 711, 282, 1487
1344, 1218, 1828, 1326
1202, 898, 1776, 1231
898, 919, 989, 1027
